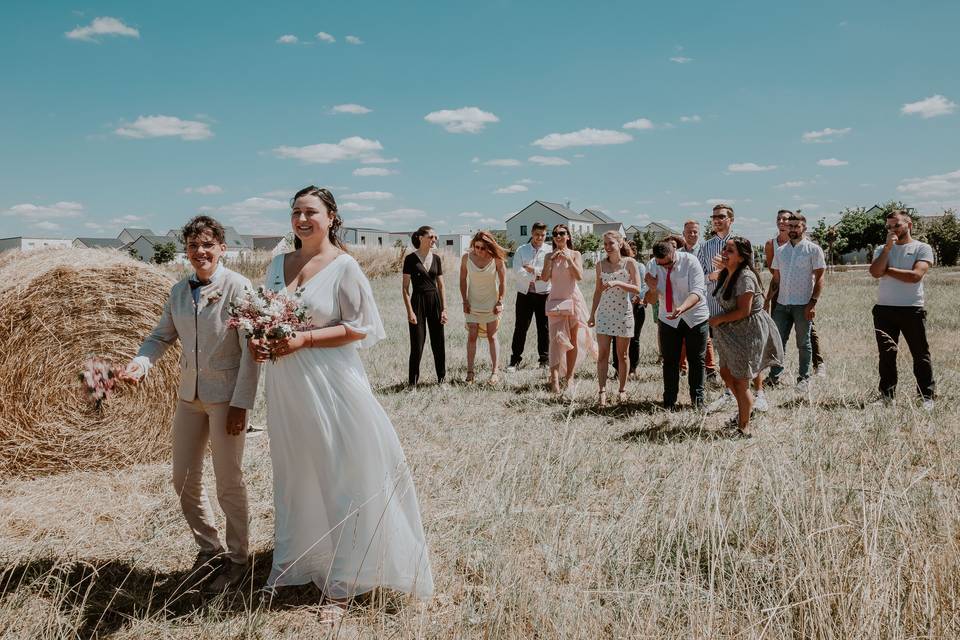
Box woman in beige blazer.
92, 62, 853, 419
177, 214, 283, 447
122, 215, 259, 592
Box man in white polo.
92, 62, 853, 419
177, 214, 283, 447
868, 209, 936, 409
645, 239, 710, 408
507, 221, 551, 371
765, 213, 825, 390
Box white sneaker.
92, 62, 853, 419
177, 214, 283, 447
922, 398, 935, 412
753, 390, 769, 413
705, 389, 734, 414
815, 363, 827, 378
505, 365, 517, 373
795, 378, 810, 393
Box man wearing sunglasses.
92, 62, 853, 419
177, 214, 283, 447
868, 209, 935, 410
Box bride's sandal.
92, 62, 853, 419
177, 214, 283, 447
597, 389, 607, 408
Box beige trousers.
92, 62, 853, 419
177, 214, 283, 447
171, 399, 248, 564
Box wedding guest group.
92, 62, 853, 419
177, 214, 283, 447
868, 209, 936, 410
122, 215, 260, 592
507, 222, 551, 372
589, 231, 642, 407
402, 226, 447, 386
765, 212, 826, 390
460, 231, 507, 384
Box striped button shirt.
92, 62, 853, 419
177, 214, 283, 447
697, 232, 731, 317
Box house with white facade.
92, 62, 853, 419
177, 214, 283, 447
127, 235, 187, 264
117, 228, 156, 245
0, 237, 73, 253
251, 236, 291, 256
506, 201, 597, 248
340, 227, 396, 248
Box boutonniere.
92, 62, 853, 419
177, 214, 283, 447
203, 289, 223, 305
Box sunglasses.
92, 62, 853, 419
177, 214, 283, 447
710, 214, 728, 220
554, 231, 568, 236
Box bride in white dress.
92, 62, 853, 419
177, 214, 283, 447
253, 186, 433, 600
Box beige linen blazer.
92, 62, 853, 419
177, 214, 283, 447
137, 267, 260, 410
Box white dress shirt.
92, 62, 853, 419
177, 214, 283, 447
771, 239, 826, 305
513, 241, 552, 294
647, 251, 710, 328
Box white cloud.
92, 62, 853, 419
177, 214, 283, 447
775, 180, 807, 189
532, 128, 632, 150
817, 158, 849, 167
798, 203, 821, 210
331, 103, 372, 115
424, 107, 499, 134
262, 189, 292, 198
528, 155, 570, 166
901, 95, 957, 119
214, 197, 289, 234
706, 198, 735, 205
386, 208, 427, 218
341, 191, 393, 200
361, 156, 399, 164
353, 216, 385, 226
353, 167, 397, 176
4, 201, 85, 219
483, 158, 522, 167
679, 201, 701, 207
802, 127, 851, 143
518, 178, 535, 184
459, 211, 483, 218
111, 214, 147, 224
222, 197, 287, 212
277, 34, 299, 44
272, 136, 384, 164
670, 56, 693, 63
478, 217, 501, 225
184, 184, 223, 195
65, 16, 139, 42
340, 202, 376, 212
115, 115, 213, 140
315, 32, 335, 43
33, 221, 62, 231
680, 115, 702, 123
897, 168, 960, 199
623, 118, 655, 130
728, 162, 777, 172
345, 35, 363, 45
494, 184, 529, 194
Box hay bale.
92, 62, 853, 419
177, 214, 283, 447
0, 248, 181, 477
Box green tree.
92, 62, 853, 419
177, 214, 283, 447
575, 232, 601, 268
924, 210, 960, 266
151, 242, 178, 265
632, 229, 656, 257
833, 200, 913, 255
492, 230, 516, 255
127, 247, 140, 260
810, 219, 847, 265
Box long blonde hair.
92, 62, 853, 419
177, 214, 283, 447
602, 230, 634, 258
470, 231, 506, 261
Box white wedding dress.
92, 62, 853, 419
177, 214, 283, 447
263, 253, 433, 599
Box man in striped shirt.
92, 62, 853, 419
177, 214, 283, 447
696, 204, 734, 378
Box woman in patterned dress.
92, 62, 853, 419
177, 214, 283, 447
709, 236, 783, 437
589, 231, 642, 406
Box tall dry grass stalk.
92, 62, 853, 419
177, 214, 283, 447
0, 267, 958, 637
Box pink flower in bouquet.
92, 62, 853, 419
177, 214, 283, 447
227, 286, 309, 343
80, 356, 121, 410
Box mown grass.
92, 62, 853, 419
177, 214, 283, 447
1, 268, 958, 638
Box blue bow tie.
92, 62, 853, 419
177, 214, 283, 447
189, 279, 211, 290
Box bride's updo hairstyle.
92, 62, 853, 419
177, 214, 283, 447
291, 185, 346, 251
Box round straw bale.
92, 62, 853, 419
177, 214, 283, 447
0, 248, 181, 477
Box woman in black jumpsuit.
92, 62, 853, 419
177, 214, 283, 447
402, 226, 447, 386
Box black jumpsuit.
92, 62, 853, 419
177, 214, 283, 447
404, 252, 446, 385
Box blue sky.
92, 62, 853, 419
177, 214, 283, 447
2, 0, 959, 244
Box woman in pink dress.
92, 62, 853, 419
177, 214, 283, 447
539, 224, 597, 394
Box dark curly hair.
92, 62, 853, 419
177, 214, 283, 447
180, 215, 226, 244
713, 235, 763, 302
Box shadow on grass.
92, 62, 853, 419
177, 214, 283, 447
617, 419, 731, 444
565, 399, 666, 419
776, 395, 866, 411
0, 550, 403, 638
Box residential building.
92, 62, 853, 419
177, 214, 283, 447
438, 233, 473, 255
505, 201, 596, 248
73, 238, 126, 250
251, 236, 291, 255
340, 226, 394, 248
117, 228, 156, 244
0, 237, 73, 252
127, 235, 187, 264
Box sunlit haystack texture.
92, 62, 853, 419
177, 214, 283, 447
0, 248, 180, 477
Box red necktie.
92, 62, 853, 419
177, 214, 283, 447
665, 266, 674, 313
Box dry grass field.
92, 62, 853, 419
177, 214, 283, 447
1, 264, 958, 638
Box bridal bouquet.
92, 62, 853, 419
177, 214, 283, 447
227, 286, 309, 341
80, 356, 122, 410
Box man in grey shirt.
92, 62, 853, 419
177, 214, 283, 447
868, 209, 936, 409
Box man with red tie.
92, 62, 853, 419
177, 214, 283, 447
645, 239, 710, 409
